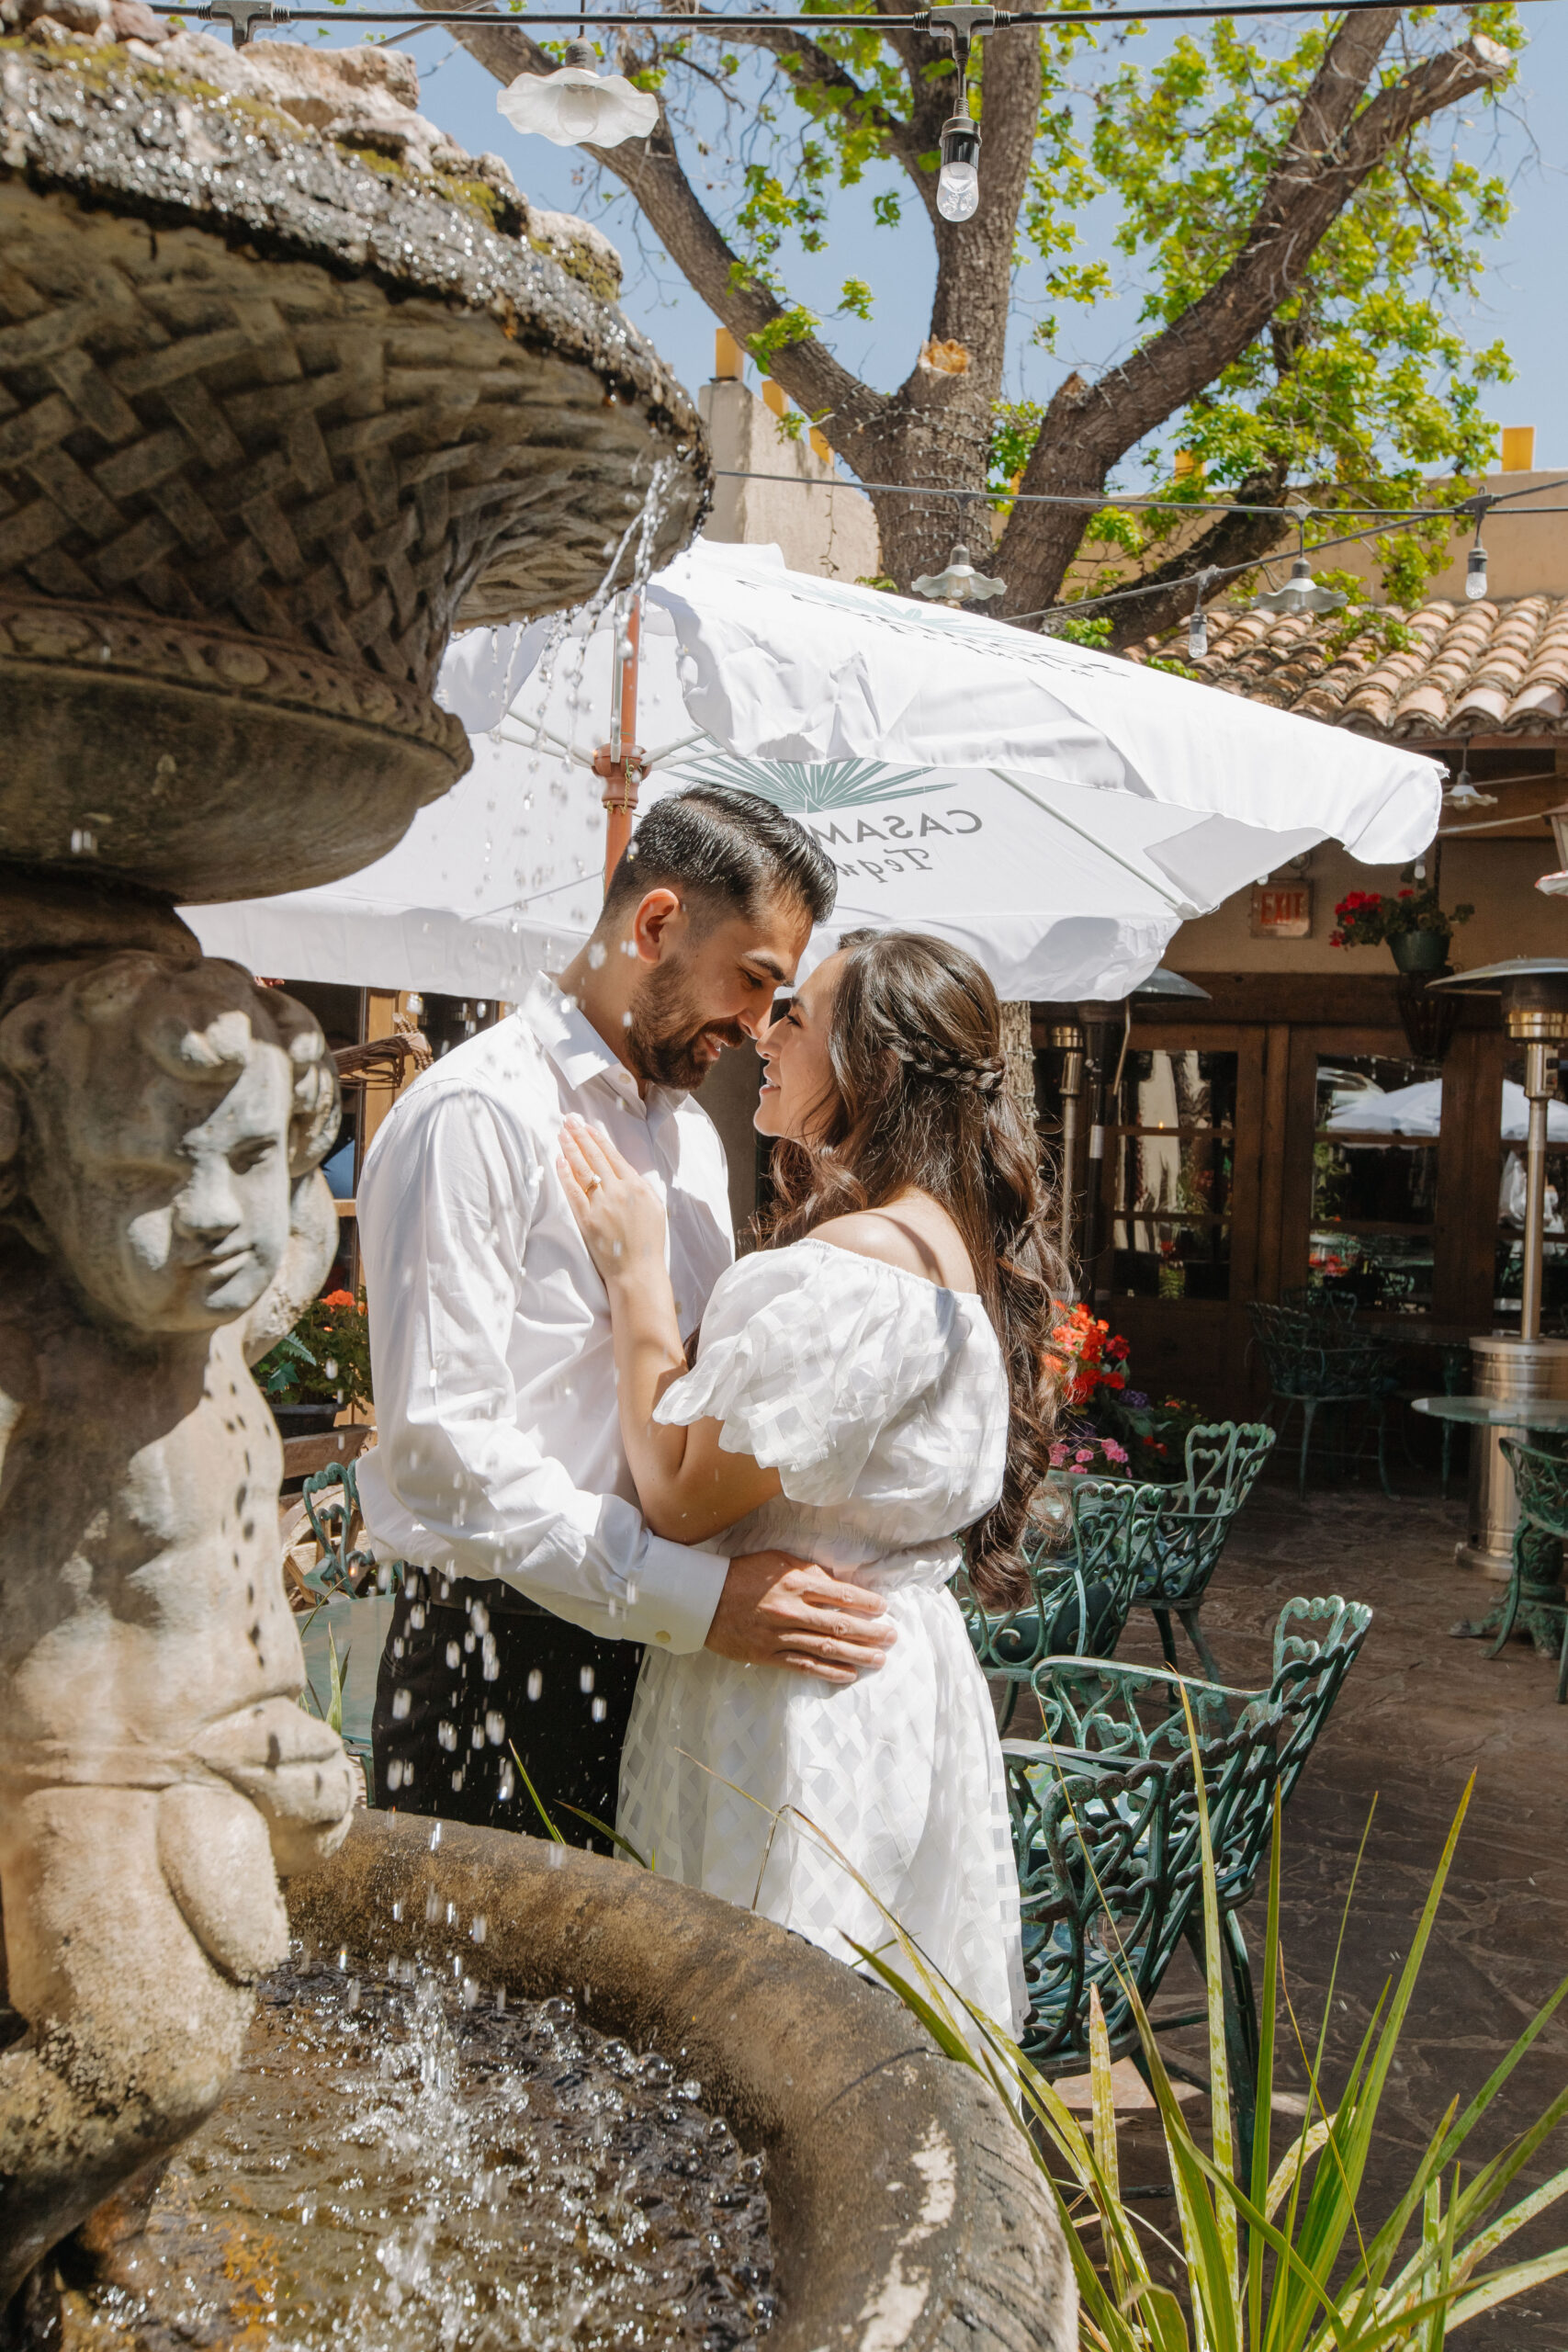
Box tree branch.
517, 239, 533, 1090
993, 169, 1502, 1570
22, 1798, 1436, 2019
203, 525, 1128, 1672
694, 12, 924, 179
419, 0, 887, 435
997, 14, 1511, 616
1099, 461, 1292, 650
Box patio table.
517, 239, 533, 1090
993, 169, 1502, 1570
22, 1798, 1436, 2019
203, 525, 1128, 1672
1414, 1395, 1568, 1649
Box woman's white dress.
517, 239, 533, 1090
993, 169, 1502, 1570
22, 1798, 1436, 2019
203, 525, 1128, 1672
617, 1237, 1026, 2032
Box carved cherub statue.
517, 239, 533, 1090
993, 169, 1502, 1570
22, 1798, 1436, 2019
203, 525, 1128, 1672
0, 949, 358, 2296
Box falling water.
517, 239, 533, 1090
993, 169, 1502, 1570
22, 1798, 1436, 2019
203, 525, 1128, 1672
75, 1953, 773, 2351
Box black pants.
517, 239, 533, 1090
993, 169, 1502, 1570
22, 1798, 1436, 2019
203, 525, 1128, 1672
370, 1570, 644, 1851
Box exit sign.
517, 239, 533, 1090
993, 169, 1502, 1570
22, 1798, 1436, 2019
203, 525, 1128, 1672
1251, 882, 1313, 939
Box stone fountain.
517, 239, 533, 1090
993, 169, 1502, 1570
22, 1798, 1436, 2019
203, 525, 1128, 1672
0, 21, 1071, 2345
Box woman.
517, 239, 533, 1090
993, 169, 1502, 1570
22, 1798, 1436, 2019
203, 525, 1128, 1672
558, 929, 1065, 2030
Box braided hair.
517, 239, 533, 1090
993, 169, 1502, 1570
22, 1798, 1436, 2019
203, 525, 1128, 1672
761, 929, 1066, 1608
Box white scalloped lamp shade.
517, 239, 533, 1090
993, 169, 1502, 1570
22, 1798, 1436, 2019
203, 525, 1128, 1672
497, 63, 659, 149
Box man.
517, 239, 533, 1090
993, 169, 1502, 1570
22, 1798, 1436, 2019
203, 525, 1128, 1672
358, 786, 895, 1843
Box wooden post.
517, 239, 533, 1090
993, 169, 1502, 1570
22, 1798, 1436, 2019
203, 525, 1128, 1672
592, 594, 646, 893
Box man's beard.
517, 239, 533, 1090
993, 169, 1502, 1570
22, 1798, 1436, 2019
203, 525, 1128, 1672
626, 960, 747, 1090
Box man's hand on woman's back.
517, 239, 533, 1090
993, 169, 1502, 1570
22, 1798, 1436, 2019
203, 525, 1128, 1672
706, 1554, 896, 1685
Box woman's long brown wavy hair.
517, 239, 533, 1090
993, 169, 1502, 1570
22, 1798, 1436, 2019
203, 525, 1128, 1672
760, 929, 1066, 1608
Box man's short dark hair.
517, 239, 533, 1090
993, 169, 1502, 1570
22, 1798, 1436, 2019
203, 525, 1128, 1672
602, 786, 837, 933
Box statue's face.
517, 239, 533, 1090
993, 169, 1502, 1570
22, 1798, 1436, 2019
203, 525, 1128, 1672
38, 1043, 295, 1333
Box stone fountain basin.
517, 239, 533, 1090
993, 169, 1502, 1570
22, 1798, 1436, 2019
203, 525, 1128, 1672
288, 1812, 1075, 2352
0, 40, 707, 901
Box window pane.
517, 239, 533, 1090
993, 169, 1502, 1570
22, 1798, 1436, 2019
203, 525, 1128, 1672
1313, 1052, 1438, 1313
1111, 1049, 1236, 1302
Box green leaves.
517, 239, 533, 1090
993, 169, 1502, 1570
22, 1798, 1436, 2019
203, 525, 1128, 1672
863, 1766, 1568, 2352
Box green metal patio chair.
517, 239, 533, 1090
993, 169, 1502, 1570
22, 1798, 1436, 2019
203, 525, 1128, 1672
1004, 1593, 1371, 2180
1131, 1420, 1276, 1681
298, 1457, 388, 1600
1248, 1302, 1399, 1499
1279, 1286, 1359, 1324
1495, 1438, 1568, 1702
958, 1476, 1166, 1731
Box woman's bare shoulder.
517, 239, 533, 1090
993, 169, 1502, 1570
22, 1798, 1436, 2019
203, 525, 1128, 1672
809, 1201, 977, 1293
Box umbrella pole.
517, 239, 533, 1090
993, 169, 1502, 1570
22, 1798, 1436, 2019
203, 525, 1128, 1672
593, 594, 645, 893
1521, 1040, 1554, 1342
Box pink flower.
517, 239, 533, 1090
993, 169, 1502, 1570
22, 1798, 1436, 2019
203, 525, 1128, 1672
1103, 1439, 1128, 1463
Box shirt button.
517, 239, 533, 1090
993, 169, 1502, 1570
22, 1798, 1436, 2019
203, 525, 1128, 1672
654, 1630, 672, 1645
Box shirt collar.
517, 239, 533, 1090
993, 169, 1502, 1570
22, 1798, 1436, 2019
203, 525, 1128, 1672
519, 973, 686, 1119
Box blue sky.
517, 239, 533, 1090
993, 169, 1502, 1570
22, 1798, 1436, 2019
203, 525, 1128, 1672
383, 4, 1565, 474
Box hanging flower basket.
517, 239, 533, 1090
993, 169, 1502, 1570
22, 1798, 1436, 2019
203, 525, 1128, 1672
1390, 930, 1451, 976
1329, 868, 1472, 969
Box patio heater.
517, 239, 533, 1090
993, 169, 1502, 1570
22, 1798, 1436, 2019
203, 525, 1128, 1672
1430, 956, 1568, 1577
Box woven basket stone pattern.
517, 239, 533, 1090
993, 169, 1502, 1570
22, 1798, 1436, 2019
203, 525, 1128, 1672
0, 189, 680, 692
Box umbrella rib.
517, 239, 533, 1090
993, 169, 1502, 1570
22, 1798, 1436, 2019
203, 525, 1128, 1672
987, 769, 1191, 914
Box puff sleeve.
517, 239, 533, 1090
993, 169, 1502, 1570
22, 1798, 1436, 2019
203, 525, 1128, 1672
653, 1243, 965, 1509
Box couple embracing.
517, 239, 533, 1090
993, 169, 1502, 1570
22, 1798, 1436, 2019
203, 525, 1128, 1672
359, 786, 1063, 2030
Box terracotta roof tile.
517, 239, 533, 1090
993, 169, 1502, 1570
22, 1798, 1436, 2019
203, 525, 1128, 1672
1129, 594, 1568, 739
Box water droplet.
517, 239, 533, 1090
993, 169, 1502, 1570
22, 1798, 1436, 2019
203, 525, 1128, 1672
580, 1666, 595, 1695
429, 1822, 443, 1850
526, 1668, 543, 1702
592, 1696, 607, 1722
446, 1641, 461, 1668
438, 1721, 457, 1751
425, 1888, 442, 1924
485, 1710, 506, 1745
391, 1687, 412, 1721
391, 1900, 404, 1923
470, 1913, 488, 1944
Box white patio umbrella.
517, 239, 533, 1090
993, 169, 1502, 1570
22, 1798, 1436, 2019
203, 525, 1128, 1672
1325, 1077, 1568, 1142
186, 540, 1441, 1001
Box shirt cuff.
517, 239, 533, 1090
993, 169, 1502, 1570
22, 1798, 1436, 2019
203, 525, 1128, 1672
620, 1535, 729, 1653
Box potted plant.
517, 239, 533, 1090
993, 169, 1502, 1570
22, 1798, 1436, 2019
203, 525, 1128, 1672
1329, 867, 1474, 974
254, 1289, 373, 1438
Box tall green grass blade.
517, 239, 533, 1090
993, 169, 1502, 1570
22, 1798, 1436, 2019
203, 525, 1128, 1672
1089, 1984, 1122, 2208
325, 1622, 346, 1737
507, 1741, 565, 1844
556, 1801, 652, 1867
1179, 1683, 1237, 2314
1248, 1794, 1283, 2343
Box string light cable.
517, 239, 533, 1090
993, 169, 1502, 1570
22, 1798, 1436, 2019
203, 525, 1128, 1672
699, 468, 1568, 629
173, 0, 1563, 44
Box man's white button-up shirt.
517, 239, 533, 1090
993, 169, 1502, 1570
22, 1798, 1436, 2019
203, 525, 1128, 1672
355, 975, 735, 1651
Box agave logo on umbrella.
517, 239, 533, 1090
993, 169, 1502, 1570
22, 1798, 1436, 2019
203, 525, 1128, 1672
666, 748, 948, 813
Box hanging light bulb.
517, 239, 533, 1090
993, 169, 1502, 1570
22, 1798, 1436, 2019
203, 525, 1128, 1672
1465, 542, 1490, 603
497, 39, 659, 150
929, 6, 994, 220
937, 111, 981, 221
1537, 811, 1568, 899
913, 541, 1005, 607
1250, 555, 1347, 617
1187, 564, 1217, 661
1443, 756, 1495, 811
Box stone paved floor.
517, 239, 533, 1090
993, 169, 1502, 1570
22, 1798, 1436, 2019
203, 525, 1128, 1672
1063, 1473, 1568, 2346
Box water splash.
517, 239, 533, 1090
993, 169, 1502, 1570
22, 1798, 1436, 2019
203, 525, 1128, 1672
81, 1955, 774, 2352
